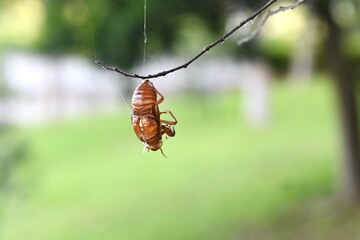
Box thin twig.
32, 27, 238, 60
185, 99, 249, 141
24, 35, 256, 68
237, 0, 306, 46
96, 0, 279, 80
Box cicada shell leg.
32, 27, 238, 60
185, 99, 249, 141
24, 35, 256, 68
153, 85, 164, 105
159, 148, 167, 158
162, 125, 175, 137
159, 110, 177, 125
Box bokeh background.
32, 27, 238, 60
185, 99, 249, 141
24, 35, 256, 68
1, 0, 360, 239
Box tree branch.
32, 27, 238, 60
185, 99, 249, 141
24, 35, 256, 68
95, 0, 284, 80
237, 0, 306, 46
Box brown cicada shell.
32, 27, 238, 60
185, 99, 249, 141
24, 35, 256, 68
131, 80, 177, 157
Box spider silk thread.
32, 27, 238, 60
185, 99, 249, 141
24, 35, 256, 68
143, 0, 147, 70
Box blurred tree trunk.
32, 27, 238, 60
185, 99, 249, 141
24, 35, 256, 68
314, 1, 360, 200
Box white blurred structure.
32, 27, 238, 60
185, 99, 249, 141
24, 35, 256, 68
0, 52, 271, 126
0, 51, 122, 124
288, 18, 317, 82
240, 61, 271, 127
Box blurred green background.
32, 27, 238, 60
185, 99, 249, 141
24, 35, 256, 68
1, 0, 360, 239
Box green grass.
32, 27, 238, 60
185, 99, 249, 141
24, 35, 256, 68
2, 80, 342, 240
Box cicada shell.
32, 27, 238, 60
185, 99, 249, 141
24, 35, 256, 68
131, 80, 177, 156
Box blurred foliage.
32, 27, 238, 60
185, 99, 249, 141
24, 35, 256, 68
314, 0, 360, 69
0, 64, 27, 201
1, 0, 360, 73
228, 0, 360, 74
0, 124, 26, 193
38, 0, 226, 68
0, 0, 44, 50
